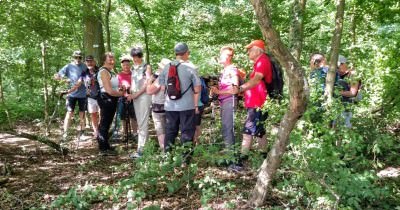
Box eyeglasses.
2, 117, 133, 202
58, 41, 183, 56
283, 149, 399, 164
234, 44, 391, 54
75, 56, 82, 59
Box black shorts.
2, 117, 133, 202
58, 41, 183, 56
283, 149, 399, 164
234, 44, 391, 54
242, 108, 268, 137
66, 97, 87, 112
194, 106, 205, 126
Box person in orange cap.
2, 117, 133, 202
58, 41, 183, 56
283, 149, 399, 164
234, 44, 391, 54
235, 40, 272, 170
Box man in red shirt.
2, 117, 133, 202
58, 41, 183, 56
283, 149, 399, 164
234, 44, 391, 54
239, 40, 272, 157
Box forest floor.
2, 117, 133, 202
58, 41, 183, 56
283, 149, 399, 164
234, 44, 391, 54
0, 122, 262, 209
1, 121, 399, 209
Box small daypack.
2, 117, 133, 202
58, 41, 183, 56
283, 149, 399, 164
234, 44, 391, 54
265, 54, 284, 100
200, 77, 210, 106
166, 63, 192, 100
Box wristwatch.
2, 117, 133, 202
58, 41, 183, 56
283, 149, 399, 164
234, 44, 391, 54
239, 86, 244, 93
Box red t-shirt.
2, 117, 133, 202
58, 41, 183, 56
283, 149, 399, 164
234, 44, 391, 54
244, 54, 272, 108
118, 71, 132, 89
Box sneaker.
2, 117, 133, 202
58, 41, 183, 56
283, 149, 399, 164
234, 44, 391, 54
228, 163, 243, 173
129, 151, 142, 159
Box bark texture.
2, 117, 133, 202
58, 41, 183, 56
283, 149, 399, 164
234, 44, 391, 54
133, 4, 150, 63
289, 0, 307, 61
249, 0, 309, 207
83, 0, 105, 64
325, 0, 345, 102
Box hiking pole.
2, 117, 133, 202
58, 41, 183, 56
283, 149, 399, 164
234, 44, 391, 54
124, 99, 131, 151
48, 91, 66, 130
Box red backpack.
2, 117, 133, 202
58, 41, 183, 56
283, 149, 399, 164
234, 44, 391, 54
166, 63, 192, 100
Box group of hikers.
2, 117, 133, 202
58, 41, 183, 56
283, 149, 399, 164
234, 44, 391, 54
54, 39, 361, 170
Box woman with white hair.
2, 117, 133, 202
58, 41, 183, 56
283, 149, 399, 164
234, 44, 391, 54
146, 58, 171, 151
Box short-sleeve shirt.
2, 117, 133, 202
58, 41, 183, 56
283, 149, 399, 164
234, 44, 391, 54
131, 63, 148, 93
58, 62, 88, 98
118, 71, 132, 90
158, 60, 201, 111
84, 66, 99, 99
338, 70, 361, 103
218, 64, 239, 103
244, 54, 272, 108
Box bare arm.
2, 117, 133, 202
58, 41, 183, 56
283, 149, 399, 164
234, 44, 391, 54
146, 78, 161, 95
193, 85, 201, 107
101, 70, 123, 97
240, 72, 264, 92
341, 82, 359, 97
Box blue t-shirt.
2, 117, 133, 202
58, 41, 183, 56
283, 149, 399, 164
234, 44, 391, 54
58, 62, 88, 98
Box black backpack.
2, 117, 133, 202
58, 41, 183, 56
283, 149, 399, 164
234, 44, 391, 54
265, 54, 284, 100
166, 63, 192, 100
199, 77, 210, 106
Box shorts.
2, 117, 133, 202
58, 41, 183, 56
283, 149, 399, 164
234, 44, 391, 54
118, 98, 135, 120
87, 97, 99, 113
66, 97, 87, 112
242, 108, 268, 137
152, 111, 166, 135
194, 106, 205, 126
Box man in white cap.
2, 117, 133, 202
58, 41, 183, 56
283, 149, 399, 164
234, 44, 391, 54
337, 55, 362, 128
54, 50, 88, 139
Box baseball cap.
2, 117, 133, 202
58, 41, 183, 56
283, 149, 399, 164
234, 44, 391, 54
338, 55, 347, 65
85, 55, 94, 61
245, 40, 265, 51
158, 58, 171, 69
72, 50, 82, 57
174, 42, 189, 54
120, 55, 131, 63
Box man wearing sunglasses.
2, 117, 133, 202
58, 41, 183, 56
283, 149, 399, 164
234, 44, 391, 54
54, 50, 88, 139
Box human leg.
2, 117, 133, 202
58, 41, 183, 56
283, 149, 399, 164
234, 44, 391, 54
221, 100, 235, 148
97, 94, 118, 151
152, 111, 166, 151
87, 98, 100, 137
193, 106, 204, 145
164, 111, 180, 151
133, 95, 151, 153
77, 98, 87, 132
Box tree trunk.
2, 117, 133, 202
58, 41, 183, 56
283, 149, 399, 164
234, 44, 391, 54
105, 0, 112, 52
0, 69, 3, 103
83, 0, 105, 64
248, 0, 309, 207
289, 0, 307, 61
133, 4, 150, 64
350, 5, 356, 59
325, 0, 345, 102
41, 41, 50, 135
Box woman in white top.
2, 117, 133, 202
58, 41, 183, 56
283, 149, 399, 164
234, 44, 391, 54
126, 47, 152, 158
146, 58, 171, 152
97, 52, 125, 155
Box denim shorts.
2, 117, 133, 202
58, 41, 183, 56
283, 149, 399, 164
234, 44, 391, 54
242, 108, 268, 137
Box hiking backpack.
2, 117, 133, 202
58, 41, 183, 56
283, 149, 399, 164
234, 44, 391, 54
91, 67, 111, 99
265, 55, 284, 100
166, 63, 192, 100
200, 77, 210, 106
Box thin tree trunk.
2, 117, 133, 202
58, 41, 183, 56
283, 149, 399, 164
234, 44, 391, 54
289, 0, 307, 61
105, 0, 111, 52
4, 130, 69, 154
41, 41, 50, 135
248, 0, 308, 207
0, 69, 3, 103
350, 5, 356, 59
325, 0, 345, 102
83, 0, 105, 64
133, 4, 150, 63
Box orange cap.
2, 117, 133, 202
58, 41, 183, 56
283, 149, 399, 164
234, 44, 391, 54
245, 40, 265, 51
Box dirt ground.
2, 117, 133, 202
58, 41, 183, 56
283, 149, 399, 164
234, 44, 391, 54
0, 123, 256, 210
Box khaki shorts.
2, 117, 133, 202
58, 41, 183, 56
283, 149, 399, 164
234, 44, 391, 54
87, 97, 100, 113
152, 111, 166, 135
